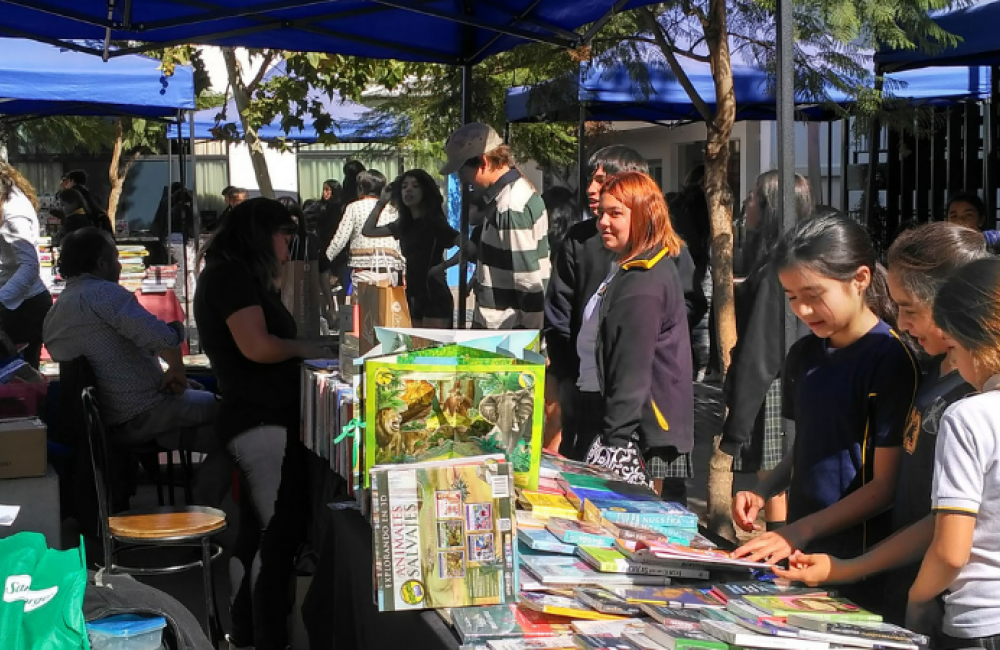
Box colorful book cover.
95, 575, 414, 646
516, 511, 548, 530
637, 604, 703, 628
487, 637, 578, 650
583, 499, 698, 530
577, 547, 709, 580
627, 540, 768, 570
786, 616, 926, 648
570, 619, 647, 637
698, 619, 830, 650
642, 623, 729, 650
564, 486, 661, 511
573, 636, 643, 650
744, 595, 882, 622
545, 518, 615, 548
709, 581, 827, 604
539, 452, 620, 481
518, 528, 577, 555
603, 522, 714, 548
573, 587, 645, 616
451, 604, 573, 642
518, 592, 627, 621
616, 586, 724, 609
520, 555, 672, 587
363, 348, 544, 489
371, 456, 517, 611
726, 598, 786, 624
519, 491, 580, 520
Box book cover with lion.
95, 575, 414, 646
362, 345, 544, 489
371, 455, 517, 611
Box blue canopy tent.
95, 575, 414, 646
0, 37, 195, 119
505, 59, 991, 123
167, 62, 398, 143
876, 0, 1000, 72
0, 0, 662, 328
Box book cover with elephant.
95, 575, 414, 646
363, 347, 544, 490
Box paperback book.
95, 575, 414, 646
572, 635, 643, 650
518, 592, 628, 621
617, 586, 723, 609
451, 604, 574, 642
521, 555, 672, 587
576, 547, 709, 579
519, 491, 580, 520
637, 605, 703, 629
602, 521, 716, 549
785, 615, 929, 649
743, 595, 882, 622
572, 587, 645, 616
583, 499, 699, 530
569, 619, 647, 637
641, 623, 728, 650
487, 637, 578, 650
518, 528, 577, 555
708, 581, 828, 603
545, 518, 616, 548
371, 455, 516, 611
623, 539, 767, 570
699, 619, 830, 650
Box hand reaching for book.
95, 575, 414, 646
731, 523, 807, 564
772, 551, 849, 586
731, 490, 765, 532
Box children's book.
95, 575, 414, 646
785, 616, 928, 649
698, 619, 830, 650
572, 587, 645, 616
371, 455, 516, 611
572, 636, 642, 650
582, 500, 698, 530
546, 518, 616, 548
616, 586, 723, 609
518, 528, 577, 555
363, 345, 545, 489
708, 581, 828, 603
576, 547, 710, 580
563, 487, 661, 512
520, 555, 672, 587
518, 593, 627, 621
569, 619, 647, 637
624, 539, 767, 570
487, 637, 578, 650
743, 595, 882, 622
451, 604, 574, 642
519, 491, 580, 520
641, 623, 729, 650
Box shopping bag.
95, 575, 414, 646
280, 237, 322, 338
355, 282, 411, 354
0, 532, 90, 650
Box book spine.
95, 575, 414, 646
627, 563, 709, 580
499, 465, 518, 604
385, 469, 422, 611
372, 471, 394, 610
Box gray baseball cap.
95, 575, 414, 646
439, 122, 505, 176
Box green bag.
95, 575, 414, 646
0, 532, 90, 650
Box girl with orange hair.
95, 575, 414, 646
576, 171, 694, 486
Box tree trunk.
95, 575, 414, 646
703, 0, 739, 541
107, 119, 140, 229
222, 47, 275, 198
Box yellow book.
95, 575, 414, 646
519, 593, 627, 621
520, 491, 580, 520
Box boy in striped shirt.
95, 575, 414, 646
441, 123, 550, 329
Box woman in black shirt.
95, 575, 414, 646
194, 198, 330, 650
363, 169, 459, 328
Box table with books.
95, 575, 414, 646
298, 329, 930, 650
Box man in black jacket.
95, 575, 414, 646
545, 146, 699, 504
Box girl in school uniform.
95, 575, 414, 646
731, 214, 918, 579
773, 222, 987, 625
907, 256, 1000, 647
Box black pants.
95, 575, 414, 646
939, 633, 1000, 649
0, 290, 52, 369
559, 386, 604, 462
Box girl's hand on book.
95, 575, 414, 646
732, 491, 765, 532
731, 524, 806, 564
772, 551, 844, 586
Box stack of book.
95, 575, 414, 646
37, 236, 55, 289
300, 360, 356, 493
117, 244, 148, 292
142, 264, 178, 293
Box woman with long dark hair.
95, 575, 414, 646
362, 169, 458, 327
194, 198, 330, 650
0, 161, 52, 368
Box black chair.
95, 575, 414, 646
82, 386, 226, 645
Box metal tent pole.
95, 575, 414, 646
578, 103, 587, 215
457, 63, 474, 329
776, 0, 797, 362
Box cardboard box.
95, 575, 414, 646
0, 417, 46, 480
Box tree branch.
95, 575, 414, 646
638, 8, 713, 122
246, 50, 278, 95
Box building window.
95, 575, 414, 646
647, 159, 664, 189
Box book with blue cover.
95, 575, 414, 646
545, 518, 616, 547
517, 528, 576, 554
583, 499, 699, 530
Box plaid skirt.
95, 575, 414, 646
732, 379, 786, 473
646, 451, 693, 480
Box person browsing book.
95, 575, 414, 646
773, 222, 986, 626
578, 171, 694, 487
194, 198, 332, 650
731, 215, 918, 606
904, 257, 1000, 647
